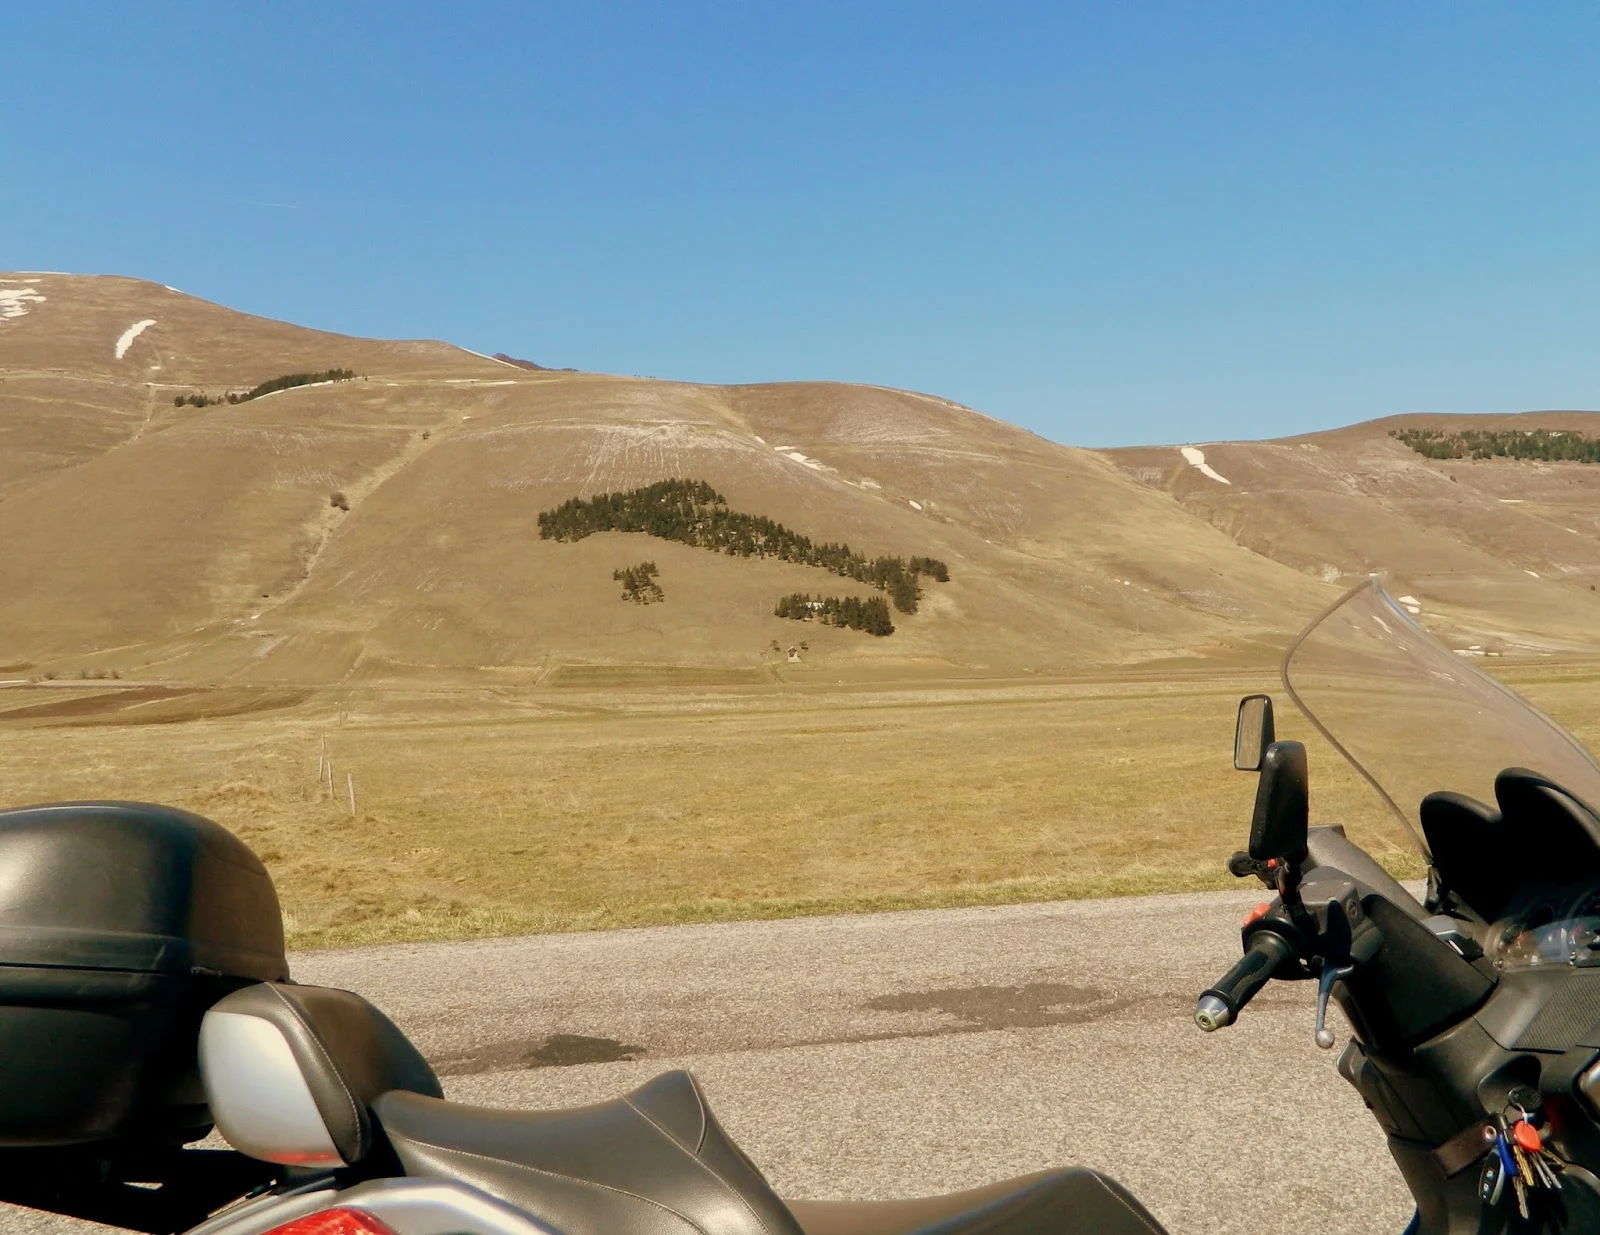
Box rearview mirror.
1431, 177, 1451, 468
1234, 694, 1275, 771
1249, 740, 1310, 864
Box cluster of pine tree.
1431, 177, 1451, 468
170, 369, 359, 410
774, 593, 894, 636
538, 479, 950, 614
1391, 427, 1600, 462
613, 561, 665, 604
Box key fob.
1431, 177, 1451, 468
1481, 1153, 1506, 1206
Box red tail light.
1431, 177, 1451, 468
262, 1208, 399, 1235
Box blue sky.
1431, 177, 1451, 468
4, 3, 1597, 446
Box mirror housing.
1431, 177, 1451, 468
1234, 694, 1276, 771
1249, 740, 1309, 864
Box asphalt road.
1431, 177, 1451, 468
6, 890, 1415, 1235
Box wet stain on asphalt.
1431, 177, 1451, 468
434, 1032, 645, 1076
866, 982, 1131, 1030
430, 984, 1153, 1076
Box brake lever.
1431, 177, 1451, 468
1314, 962, 1354, 1049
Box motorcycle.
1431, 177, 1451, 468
3, 576, 1599, 1234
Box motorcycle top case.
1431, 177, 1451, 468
0, 801, 288, 1148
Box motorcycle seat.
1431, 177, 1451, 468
377, 1073, 1168, 1235
786, 1172, 1169, 1235
376, 1070, 806, 1235
199, 983, 1166, 1235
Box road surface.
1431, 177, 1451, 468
7, 890, 1415, 1234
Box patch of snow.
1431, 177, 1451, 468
114, 319, 156, 359
752, 436, 766, 445
1499, 498, 1524, 504
1319, 565, 1341, 584
782, 450, 829, 472
21, 278, 41, 284
250, 614, 260, 621
1396, 595, 1420, 606
860, 479, 881, 490
0, 285, 46, 322
1179, 446, 1231, 485
164, 285, 183, 293
908, 500, 923, 511
1525, 570, 1541, 578
1454, 648, 1486, 657
455, 346, 520, 369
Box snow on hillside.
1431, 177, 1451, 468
0, 285, 45, 322
114, 319, 156, 359
1179, 446, 1231, 485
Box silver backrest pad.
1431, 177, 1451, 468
198, 1010, 344, 1167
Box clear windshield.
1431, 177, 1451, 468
1281, 578, 1600, 856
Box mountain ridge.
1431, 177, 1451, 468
1, 271, 1593, 688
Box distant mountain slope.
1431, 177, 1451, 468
0, 272, 1333, 680
1104, 412, 1600, 652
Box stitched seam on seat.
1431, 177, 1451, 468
263, 984, 363, 1161
1084, 1172, 1163, 1235
623, 1095, 776, 1235
397, 1136, 710, 1235
686, 1074, 709, 1153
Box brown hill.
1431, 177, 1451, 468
1106, 414, 1600, 653
0, 273, 1332, 682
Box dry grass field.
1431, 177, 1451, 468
5, 274, 1600, 955
11, 658, 1594, 951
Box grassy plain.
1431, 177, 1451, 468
0, 662, 1493, 950
1, 660, 1597, 950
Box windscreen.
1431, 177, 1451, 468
1281, 578, 1600, 855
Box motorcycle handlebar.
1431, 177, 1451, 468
1194, 929, 1295, 1031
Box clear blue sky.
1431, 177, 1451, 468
5, 3, 1597, 446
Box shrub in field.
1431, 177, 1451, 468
614, 561, 665, 604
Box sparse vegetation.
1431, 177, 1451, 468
171, 368, 359, 410
238, 368, 357, 402
330, 491, 350, 511
774, 592, 895, 635
614, 561, 665, 604
1391, 427, 1600, 462
0, 667, 1468, 948
539, 479, 950, 614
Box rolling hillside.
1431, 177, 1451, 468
1107, 415, 1600, 654
2, 271, 1594, 689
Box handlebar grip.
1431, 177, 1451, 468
1195, 929, 1295, 1031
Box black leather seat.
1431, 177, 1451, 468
377, 1071, 1169, 1235
377, 1071, 806, 1235
202, 983, 1168, 1235
786, 1172, 1168, 1235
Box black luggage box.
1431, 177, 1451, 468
0, 801, 288, 1147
